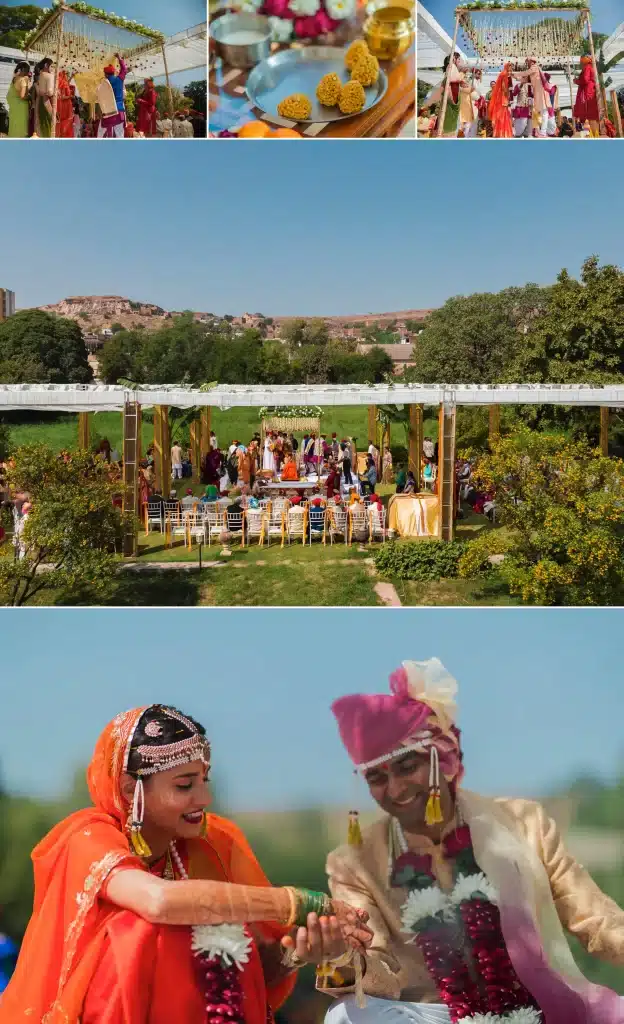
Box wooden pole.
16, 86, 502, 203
162, 41, 175, 118
438, 402, 457, 542
200, 407, 211, 455
566, 62, 576, 133
50, 7, 64, 140
585, 10, 606, 131
600, 407, 609, 456
161, 406, 171, 493
610, 90, 623, 137
488, 405, 501, 447
190, 418, 201, 478
435, 11, 460, 138
122, 400, 140, 557
78, 412, 91, 450
408, 404, 423, 491
367, 406, 376, 449
154, 405, 163, 493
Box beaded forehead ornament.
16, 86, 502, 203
123, 706, 211, 777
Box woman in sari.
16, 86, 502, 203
573, 55, 600, 137
0, 705, 371, 1024
488, 63, 514, 139
136, 78, 157, 137
6, 61, 30, 138
202, 447, 222, 489
32, 58, 55, 137
56, 70, 74, 138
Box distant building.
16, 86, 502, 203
0, 288, 15, 322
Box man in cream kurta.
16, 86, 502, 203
317, 660, 624, 1024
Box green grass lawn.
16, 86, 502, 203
5, 409, 440, 454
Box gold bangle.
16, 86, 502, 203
284, 886, 298, 929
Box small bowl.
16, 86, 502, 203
211, 13, 271, 69
363, 5, 414, 61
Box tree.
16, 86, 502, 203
280, 318, 329, 350
155, 84, 190, 115
184, 79, 207, 117
97, 329, 144, 384
0, 446, 122, 607
509, 258, 624, 442
0, 310, 92, 384
0, 4, 39, 47
410, 284, 550, 384
110, 322, 124, 334
459, 429, 624, 606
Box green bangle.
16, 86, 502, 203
294, 888, 333, 926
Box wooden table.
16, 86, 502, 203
209, 9, 415, 138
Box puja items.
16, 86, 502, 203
363, 4, 414, 61
211, 13, 272, 68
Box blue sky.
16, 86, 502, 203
425, 0, 620, 39
4, 0, 204, 39
1, 609, 622, 810
1, 144, 622, 316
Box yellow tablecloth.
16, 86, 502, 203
387, 493, 439, 538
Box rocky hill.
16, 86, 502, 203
36, 295, 177, 333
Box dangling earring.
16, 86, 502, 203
347, 770, 363, 846
200, 810, 208, 838
129, 778, 152, 858
425, 746, 444, 827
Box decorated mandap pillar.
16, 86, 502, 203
78, 412, 91, 451
438, 402, 457, 542
600, 407, 609, 456
122, 401, 140, 557
408, 404, 423, 490
154, 405, 171, 494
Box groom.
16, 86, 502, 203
314, 659, 624, 1023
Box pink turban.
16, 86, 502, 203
331, 659, 464, 784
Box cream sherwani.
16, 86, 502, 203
318, 792, 624, 1005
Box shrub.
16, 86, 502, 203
374, 540, 465, 581
458, 530, 515, 578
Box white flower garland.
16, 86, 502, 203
462, 1011, 541, 1024
191, 923, 252, 969
400, 872, 500, 932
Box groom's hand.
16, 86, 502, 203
281, 908, 372, 966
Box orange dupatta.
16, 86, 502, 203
0, 708, 295, 1024
488, 64, 514, 139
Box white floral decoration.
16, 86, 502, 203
191, 924, 252, 969
505, 1011, 542, 1024
324, 0, 355, 19
462, 1015, 502, 1024
289, 0, 320, 13
268, 15, 294, 41
401, 886, 452, 931
236, 0, 263, 11
450, 872, 499, 907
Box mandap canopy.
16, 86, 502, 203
259, 406, 323, 442
437, 1, 605, 135
24, 1, 170, 136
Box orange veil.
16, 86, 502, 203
488, 63, 514, 139
0, 708, 295, 1024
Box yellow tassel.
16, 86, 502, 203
200, 811, 208, 838
348, 810, 363, 846
425, 789, 444, 827
130, 830, 152, 858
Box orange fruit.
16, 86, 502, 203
237, 120, 271, 138
271, 128, 303, 138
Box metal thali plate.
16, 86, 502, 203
246, 46, 388, 123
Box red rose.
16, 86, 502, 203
444, 824, 471, 857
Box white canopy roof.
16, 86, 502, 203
603, 22, 624, 66
417, 1, 466, 71
124, 24, 207, 83
1, 383, 624, 412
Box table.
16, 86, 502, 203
387, 493, 438, 538
261, 480, 325, 494
209, 8, 415, 138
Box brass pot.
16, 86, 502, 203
363, 5, 414, 62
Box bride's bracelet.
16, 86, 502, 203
284, 886, 333, 928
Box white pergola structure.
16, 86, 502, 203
123, 24, 207, 85
0, 382, 619, 554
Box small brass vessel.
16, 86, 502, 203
363, 5, 414, 61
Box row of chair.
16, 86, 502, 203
145, 503, 387, 549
